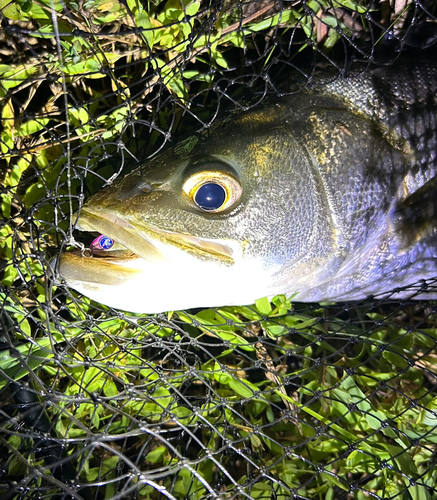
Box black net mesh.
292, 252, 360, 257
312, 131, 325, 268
1, 1, 437, 499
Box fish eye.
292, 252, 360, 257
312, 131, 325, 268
182, 170, 242, 213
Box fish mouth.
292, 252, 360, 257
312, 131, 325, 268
65, 206, 235, 266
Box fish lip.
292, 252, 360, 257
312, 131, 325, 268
76, 207, 131, 232
75, 206, 235, 264
146, 226, 235, 262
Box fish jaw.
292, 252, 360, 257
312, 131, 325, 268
58, 248, 274, 314
76, 205, 237, 264
58, 207, 275, 313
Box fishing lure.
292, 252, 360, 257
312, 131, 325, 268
90, 234, 114, 251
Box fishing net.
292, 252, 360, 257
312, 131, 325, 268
1, 0, 437, 498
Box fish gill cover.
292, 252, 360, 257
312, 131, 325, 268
1, 1, 437, 499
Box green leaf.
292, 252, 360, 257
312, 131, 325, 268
346, 449, 364, 467
0, 64, 37, 91
135, 11, 154, 49
335, 0, 368, 14
185, 1, 200, 17
336, 375, 389, 430
229, 377, 259, 399
61, 53, 122, 76
212, 330, 255, 351
0, 345, 52, 388
0, 0, 25, 20
382, 350, 409, 369
17, 0, 33, 13
271, 293, 294, 314
16, 118, 49, 137
320, 472, 349, 491
255, 296, 272, 315
85, 58, 100, 72
1, 265, 18, 287
324, 30, 341, 50
146, 446, 167, 464
210, 47, 228, 69
86, 456, 119, 482
103, 379, 118, 397
422, 410, 437, 427
213, 362, 232, 385
384, 444, 430, 500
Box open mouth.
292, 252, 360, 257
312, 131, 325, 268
70, 206, 235, 265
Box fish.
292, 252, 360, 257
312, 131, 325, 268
57, 61, 437, 313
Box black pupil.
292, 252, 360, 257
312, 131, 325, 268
194, 183, 226, 211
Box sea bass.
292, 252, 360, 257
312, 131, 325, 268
58, 62, 437, 313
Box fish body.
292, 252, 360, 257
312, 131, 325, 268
58, 62, 437, 312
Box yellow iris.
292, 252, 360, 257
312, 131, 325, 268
182, 171, 243, 213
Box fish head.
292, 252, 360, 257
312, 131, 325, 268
58, 102, 338, 312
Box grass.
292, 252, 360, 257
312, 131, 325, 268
1, 0, 437, 499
